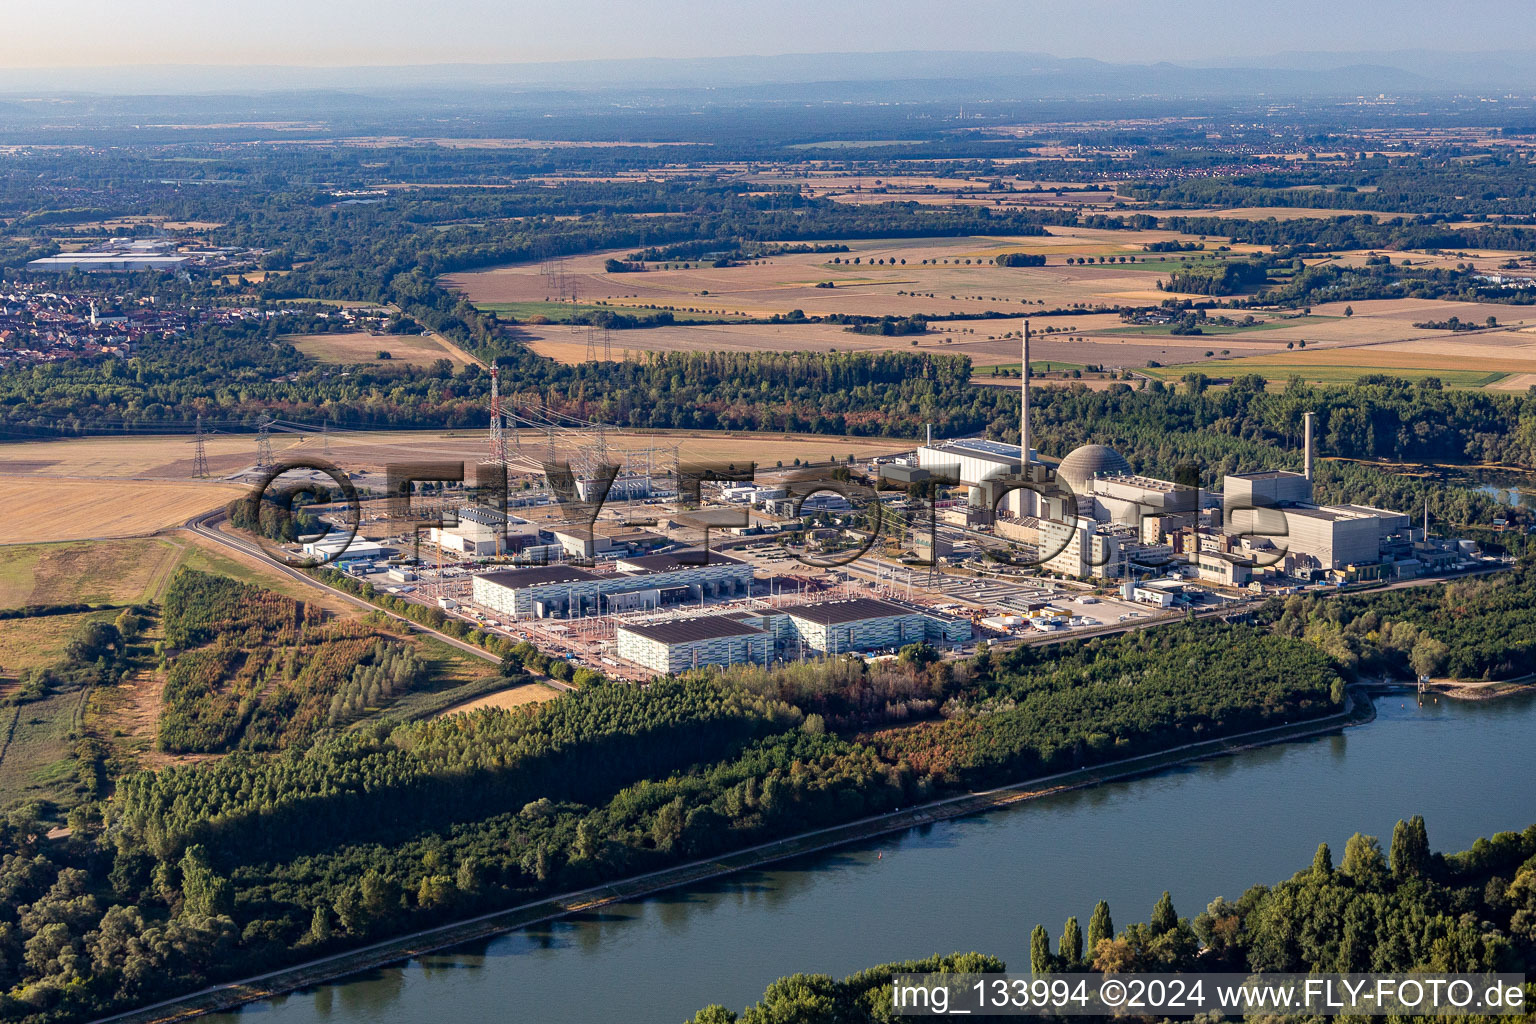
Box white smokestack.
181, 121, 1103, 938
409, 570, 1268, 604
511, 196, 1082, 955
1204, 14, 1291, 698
926, 422, 932, 447
1020, 319, 1032, 462
1303, 411, 1314, 482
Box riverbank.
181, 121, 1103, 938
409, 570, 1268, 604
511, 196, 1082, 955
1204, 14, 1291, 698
1363, 674, 1536, 703
1433, 674, 1536, 701
94, 694, 1366, 1024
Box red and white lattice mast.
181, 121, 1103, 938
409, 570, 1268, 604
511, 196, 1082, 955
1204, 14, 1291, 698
484, 365, 507, 466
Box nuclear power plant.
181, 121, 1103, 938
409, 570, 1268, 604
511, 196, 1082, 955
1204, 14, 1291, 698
290, 319, 1481, 682
909, 319, 1440, 583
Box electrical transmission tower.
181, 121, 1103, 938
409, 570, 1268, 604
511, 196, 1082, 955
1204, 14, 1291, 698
594, 421, 609, 467
585, 325, 598, 362
603, 326, 612, 361
191, 415, 209, 478
482, 366, 507, 465
255, 418, 274, 472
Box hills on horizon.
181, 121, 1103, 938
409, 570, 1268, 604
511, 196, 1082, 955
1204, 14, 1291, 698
1, 48, 1532, 99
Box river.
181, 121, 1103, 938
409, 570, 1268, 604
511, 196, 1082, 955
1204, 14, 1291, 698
209, 691, 1536, 1024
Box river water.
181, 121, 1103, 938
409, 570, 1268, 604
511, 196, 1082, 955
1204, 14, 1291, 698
210, 691, 1536, 1024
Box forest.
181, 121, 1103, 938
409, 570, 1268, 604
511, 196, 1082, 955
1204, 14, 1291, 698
1269, 565, 1536, 682
157, 570, 433, 752
686, 816, 1536, 1022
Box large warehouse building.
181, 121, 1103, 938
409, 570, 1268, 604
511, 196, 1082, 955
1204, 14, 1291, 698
616, 615, 772, 675
471, 550, 754, 619
777, 598, 942, 654
612, 598, 972, 675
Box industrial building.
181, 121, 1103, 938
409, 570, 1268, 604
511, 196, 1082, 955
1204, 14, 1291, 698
914, 320, 1049, 520
611, 597, 972, 675
616, 615, 772, 675
1037, 516, 1173, 580
1083, 471, 1198, 530
28, 240, 191, 273
27, 254, 192, 272
470, 550, 754, 619
427, 506, 540, 556
915, 437, 1041, 517
1222, 456, 1414, 575
778, 598, 935, 654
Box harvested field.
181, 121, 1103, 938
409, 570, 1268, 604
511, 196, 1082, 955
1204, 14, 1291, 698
1307, 298, 1536, 327
518, 311, 1341, 372
1154, 206, 1418, 220
1147, 332, 1536, 387
286, 331, 471, 367
0, 433, 291, 478
1490, 372, 1536, 392
436, 682, 561, 717
0, 476, 244, 543
443, 230, 1261, 321
0, 538, 184, 607
283, 427, 917, 475
522, 315, 1136, 366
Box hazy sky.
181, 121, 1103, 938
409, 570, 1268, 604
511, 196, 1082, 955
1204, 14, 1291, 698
14, 0, 1536, 67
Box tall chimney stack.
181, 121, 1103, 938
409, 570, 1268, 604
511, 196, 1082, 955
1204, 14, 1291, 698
926, 422, 932, 447
1020, 319, 1032, 463
1303, 411, 1314, 482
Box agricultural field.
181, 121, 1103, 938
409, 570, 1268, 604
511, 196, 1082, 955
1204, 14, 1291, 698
433, 680, 559, 717
286, 330, 471, 367
476, 300, 748, 324
1147, 336, 1536, 388
281, 426, 917, 473
0, 432, 281, 478
0, 538, 184, 607
1143, 298, 1536, 388
513, 307, 1439, 373
442, 229, 1266, 321
517, 317, 1093, 366
0, 475, 244, 543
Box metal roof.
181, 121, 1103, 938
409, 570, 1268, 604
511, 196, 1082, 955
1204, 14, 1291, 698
781, 598, 916, 625
619, 615, 765, 644
477, 565, 597, 589
455, 506, 531, 527
617, 550, 744, 573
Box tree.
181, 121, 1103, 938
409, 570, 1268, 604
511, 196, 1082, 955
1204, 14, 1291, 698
1341, 832, 1388, 888
417, 875, 455, 909
1030, 923, 1053, 975
1344, 305, 1354, 317
178, 845, 232, 918
307, 905, 332, 945
1149, 891, 1178, 935
1087, 900, 1113, 952
1312, 842, 1333, 876
1410, 636, 1449, 679
1060, 916, 1083, 969
1390, 815, 1431, 879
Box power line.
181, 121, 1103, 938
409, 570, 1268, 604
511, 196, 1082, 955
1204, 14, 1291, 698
255, 417, 274, 472
191, 415, 209, 479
